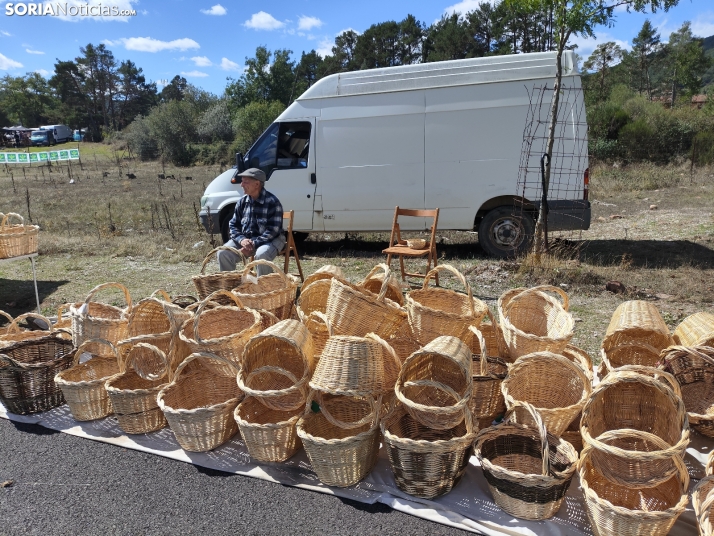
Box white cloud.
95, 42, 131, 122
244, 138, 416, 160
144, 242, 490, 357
191, 55, 212, 67
220, 57, 240, 71
201, 4, 226, 16
41, 0, 139, 22
316, 38, 334, 58
336, 28, 360, 36
244, 11, 285, 30
298, 16, 323, 31
140, 9, 148, 15
0, 53, 23, 70
26, 49, 45, 55
121, 37, 200, 52
1, 30, 11, 37
568, 31, 631, 62
691, 14, 714, 39
181, 70, 209, 77
35, 69, 51, 77
443, 0, 490, 17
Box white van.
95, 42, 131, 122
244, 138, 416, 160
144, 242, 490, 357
40, 125, 73, 143
199, 51, 590, 257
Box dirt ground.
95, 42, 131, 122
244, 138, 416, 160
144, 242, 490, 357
0, 145, 712, 361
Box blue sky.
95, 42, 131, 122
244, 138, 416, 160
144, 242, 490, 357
1, 0, 713, 95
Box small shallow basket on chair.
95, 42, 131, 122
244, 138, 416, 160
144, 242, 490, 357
234, 395, 302, 462
105, 342, 172, 434
468, 325, 507, 430
237, 319, 315, 412
660, 345, 714, 438
694, 475, 714, 536
297, 391, 382, 487
70, 282, 132, 347
325, 263, 406, 339
359, 265, 404, 306
502, 351, 591, 437
673, 311, 714, 347
474, 401, 578, 520
232, 260, 298, 320
191, 246, 245, 300
395, 335, 473, 431
157, 352, 242, 452
602, 300, 673, 352
498, 286, 574, 359
598, 342, 661, 378
579, 444, 689, 536
580, 367, 689, 488
382, 402, 476, 499
406, 264, 487, 345
54, 339, 121, 421
0, 334, 74, 414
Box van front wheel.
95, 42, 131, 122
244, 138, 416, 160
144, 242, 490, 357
478, 207, 534, 258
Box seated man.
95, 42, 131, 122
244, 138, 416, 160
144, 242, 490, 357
216, 168, 286, 276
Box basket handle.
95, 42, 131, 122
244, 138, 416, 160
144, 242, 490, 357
403, 379, 461, 403
483, 308, 506, 360
700, 487, 714, 536
150, 289, 172, 302
237, 365, 308, 399
362, 263, 396, 302
504, 401, 550, 477
614, 364, 682, 399
365, 332, 402, 382
311, 311, 333, 337
506, 285, 570, 313
202, 289, 244, 308
124, 342, 171, 382
661, 345, 714, 370
468, 325, 490, 377
306, 390, 381, 430
56, 304, 72, 325
0, 212, 24, 231
0, 309, 14, 329
173, 351, 240, 381
421, 264, 475, 317
81, 282, 133, 316
199, 246, 245, 275
241, 259, 290, 285
192, 290, 249, 344
5, 312, 54, 335
73, 338, 119, 367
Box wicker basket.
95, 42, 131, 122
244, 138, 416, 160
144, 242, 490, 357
126, 290, 193, 338
0, 212, 39, 258
297, 278, 332, 316
0, 309, 13, 336
382, 402, 476, 499
598, 342, 661, 378
0, 334, 74, 414
386, 318, 422, 365
660, 345, 714, 438
0, 313, 59, 348
177, 290, 261, 365
474, 401, 578, 520
301, 264, 346, 290
560, 344, 594, 380
105, 342, 172, 434
602, 300, 673, 352
562, 414, 583, 454
157, 352, 242, 452
694, 475, 714, 536
579, 445, 689, 536
580, 368, 689, 488
708, 450, 714, 476
297, 391, 381, 487
237, 319, 315, 411
466, 308, 509, 362
395, 335, 473, 431
359, 265, 404, 306
406, 264, 487, 345
234, 396, 302, 462
468, 326, 507, 430
673, 311, 714, 347
191, 246, 245, 300
498, 286, 574, 359
232, 260, 299, 320
54, 339, 121, 421
54, 304, 73, 331
70, 282, 132, 347
310, 312, 402, 397
325, 263, 406, 339
501, 351, 591, 437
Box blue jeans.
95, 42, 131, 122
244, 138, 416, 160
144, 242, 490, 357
217, 235, 286, 276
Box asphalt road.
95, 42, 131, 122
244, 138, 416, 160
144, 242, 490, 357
0, 418, 471, 536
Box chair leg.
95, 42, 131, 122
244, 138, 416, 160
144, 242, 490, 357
293, 246, 304, 282
399, 255, 407, 282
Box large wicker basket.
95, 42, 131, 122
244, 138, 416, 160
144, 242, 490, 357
297, 391, 381, 487
474, 402, 578, 520
382, 402, 476, 499
0, 313, 61, 348
580, 367, 689, 488
579, 445, 689, 536
0, 212, 39, 258
237, 319, 315, 411
191, 246, 245, 300
660, 345, 714, 438
105, 342, 172, 435
598, 342, 661, 378
157, 352, 242, 452
70, 282, 132, 347
295, 279, 333, 358
127, 290, 193, 338
234, 396, 302, 462
232, 260, 299, 320
301, 264, 346, 290
501, 351, 591, 437
0, 334, 74, 414
395, 335, 473, 431
673, 311, 714, 347
602, 300, 673, 352
359, 265, 404, 306
405, 264, 487, 345
561, 344, 594, 381
54, 339, 121, 421
325, 264, 406, 339
498, 286, 574, 359
468, 325, 507, 430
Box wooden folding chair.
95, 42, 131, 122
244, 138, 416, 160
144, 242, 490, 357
279, 210, 304, 282
382, 207, 439, 285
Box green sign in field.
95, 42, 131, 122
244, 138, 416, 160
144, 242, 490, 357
0, 149, 81, 164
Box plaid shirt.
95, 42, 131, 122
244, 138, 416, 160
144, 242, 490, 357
229, 188, 284, 249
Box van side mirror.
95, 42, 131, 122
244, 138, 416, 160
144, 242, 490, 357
235, 152, 245, 172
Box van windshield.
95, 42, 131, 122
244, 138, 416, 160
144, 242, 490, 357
32, 132, 47, 137
246, 123, 278, 176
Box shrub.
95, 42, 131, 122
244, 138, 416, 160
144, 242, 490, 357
617, 119, 656, 161
231, 100, 286, 155
692, 131, 714, 165
197, 100, 234, 143
124, 115, 158, 160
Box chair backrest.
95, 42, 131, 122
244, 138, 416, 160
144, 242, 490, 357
283, 210, 294, 235
389, 206, 439, 246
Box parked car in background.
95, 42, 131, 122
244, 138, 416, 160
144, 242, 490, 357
30, 129, 55, 146
39, 124, 73, 143
73, 129, 85, 142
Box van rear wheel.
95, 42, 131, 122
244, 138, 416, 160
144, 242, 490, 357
478, 206, 534, 258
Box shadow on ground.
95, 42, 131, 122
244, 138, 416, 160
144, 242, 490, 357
577, 239, 714, 269
0, 278, 69, 317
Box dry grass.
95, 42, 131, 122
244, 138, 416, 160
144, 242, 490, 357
0, 150, 712, 361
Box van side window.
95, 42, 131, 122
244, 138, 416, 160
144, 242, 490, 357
246, 122, 279, 176
277, 122, 311, 169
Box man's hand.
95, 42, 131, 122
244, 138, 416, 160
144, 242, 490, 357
239, 239, 255, 256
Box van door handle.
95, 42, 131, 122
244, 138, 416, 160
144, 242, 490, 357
311, 173, 316, 184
